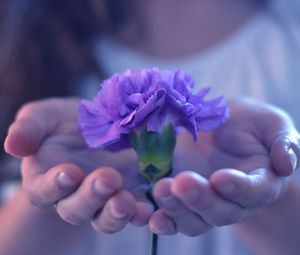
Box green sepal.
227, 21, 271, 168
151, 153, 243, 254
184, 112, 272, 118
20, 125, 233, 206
130, 124, 176, 183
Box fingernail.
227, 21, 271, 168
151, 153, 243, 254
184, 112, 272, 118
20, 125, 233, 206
153, 218, 170, 234
288, 148, 298, 171
140, 202, 154, 214
160, 195, 178, 208
94, 179, 115, 195
218, 183, 236, 196
57, 172, 77, 188
111, 204, 129, 220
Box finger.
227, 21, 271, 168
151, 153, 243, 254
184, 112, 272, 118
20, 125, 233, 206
153, 178, 212, 237
270, 134, 300, 176
4, 118, 43, 157
4, 98, 78, 157
131, 202, 154, 227
92, 190, 136, 234
56, 167, 122, 225
254, 105, 300, 176
22, 163, 84, 208
172, 171, 248, 226
149, 210, 177, 235
210, 168, 286, 209
130, 184, 154, 226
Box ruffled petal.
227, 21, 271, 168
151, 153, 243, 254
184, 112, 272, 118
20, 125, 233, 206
147, 109, 166, 132
79, 68, 228, 151
132, 88, 166, 126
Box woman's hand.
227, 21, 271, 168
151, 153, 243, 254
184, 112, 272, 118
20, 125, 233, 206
148, 99, 300, 236
5, 97, 300, 237
4, 98, 153, 234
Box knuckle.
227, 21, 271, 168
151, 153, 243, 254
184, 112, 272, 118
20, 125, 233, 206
27, 193, 47, 209
24, 186, 50, 209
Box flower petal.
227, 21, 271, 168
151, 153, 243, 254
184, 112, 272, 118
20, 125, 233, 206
79, 68, 229, 150
147, 109, 166, 132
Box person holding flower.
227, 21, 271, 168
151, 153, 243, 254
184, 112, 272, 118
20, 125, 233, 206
1, 0, 300, 255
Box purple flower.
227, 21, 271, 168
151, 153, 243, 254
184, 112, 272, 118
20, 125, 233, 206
79, 68, 228, 150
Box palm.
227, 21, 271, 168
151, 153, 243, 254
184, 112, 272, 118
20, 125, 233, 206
9, 98, 296, 236
22, 98, 289, 193
173, 101, 271, 178
23, 108, 145, 191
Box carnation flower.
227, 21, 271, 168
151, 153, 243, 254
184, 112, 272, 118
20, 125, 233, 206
79, 68, 229, 255
79, 68, 228, 151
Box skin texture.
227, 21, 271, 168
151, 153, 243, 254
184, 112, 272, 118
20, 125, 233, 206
4, 98, 299, 238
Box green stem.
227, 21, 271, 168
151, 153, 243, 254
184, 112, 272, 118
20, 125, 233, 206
147, 185, 159, 255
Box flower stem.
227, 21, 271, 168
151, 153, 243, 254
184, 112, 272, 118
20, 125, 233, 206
147, 185, 159, 255
150, 232, 158, 255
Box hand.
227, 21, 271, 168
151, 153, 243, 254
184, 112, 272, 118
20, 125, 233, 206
148, 98, 300, 237
4, 98, 153, 233
5, 98, 299, 237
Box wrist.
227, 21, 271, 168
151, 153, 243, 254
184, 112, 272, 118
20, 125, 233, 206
235, 179, 300, 255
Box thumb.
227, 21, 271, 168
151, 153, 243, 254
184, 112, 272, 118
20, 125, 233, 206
4, 98, 79, 157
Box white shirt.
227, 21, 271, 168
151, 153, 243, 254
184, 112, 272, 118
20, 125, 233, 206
90, 0, 300, 255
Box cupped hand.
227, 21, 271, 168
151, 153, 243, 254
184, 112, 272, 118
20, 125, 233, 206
148, 98, 300, 236
4, 98, 153, 233
5, 98, 300, 237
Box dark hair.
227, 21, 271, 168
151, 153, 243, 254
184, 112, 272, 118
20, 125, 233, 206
0, 0, 131, 157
